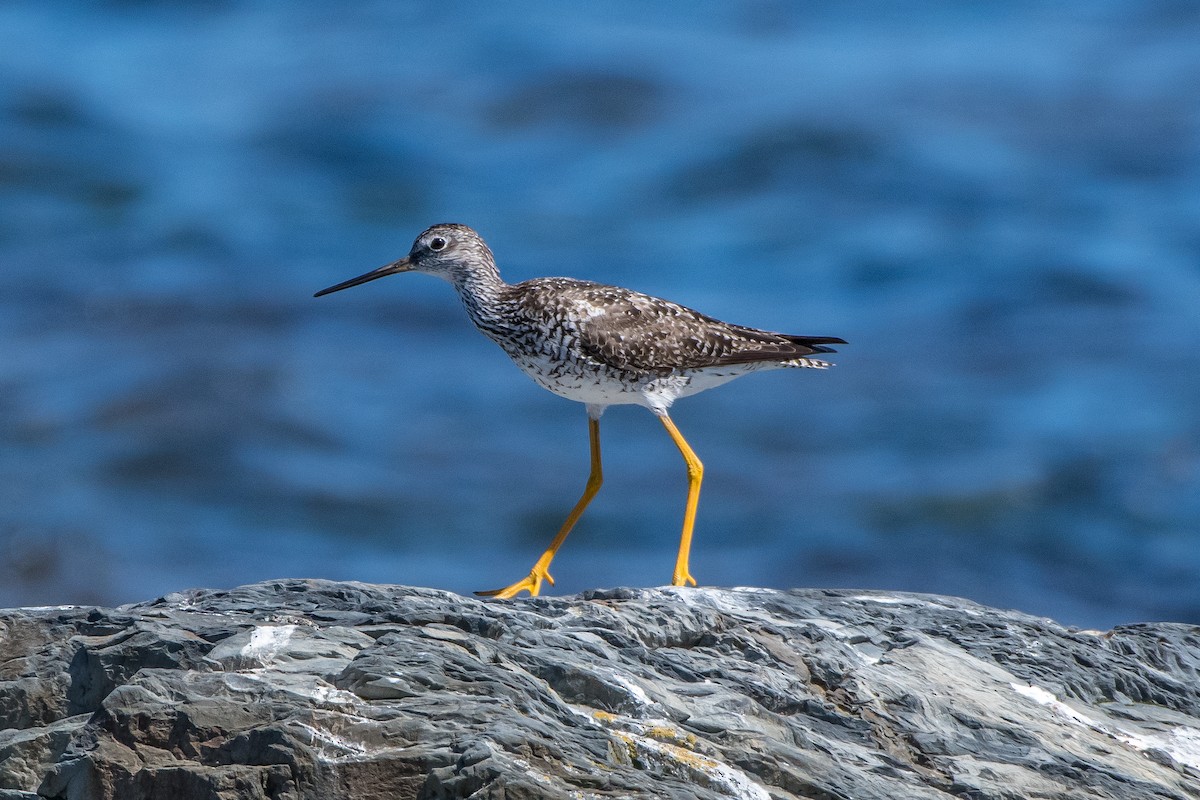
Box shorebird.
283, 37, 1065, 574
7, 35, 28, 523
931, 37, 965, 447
315, 223, 844, 598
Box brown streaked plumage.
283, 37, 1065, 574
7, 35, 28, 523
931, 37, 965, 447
315, 223, 845, 598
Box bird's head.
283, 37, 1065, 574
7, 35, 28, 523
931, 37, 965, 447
314, 223, 495, 297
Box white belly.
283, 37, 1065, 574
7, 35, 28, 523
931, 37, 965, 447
510, 351, 768, 413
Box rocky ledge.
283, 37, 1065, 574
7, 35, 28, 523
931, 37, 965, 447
1, 581, 1199, 800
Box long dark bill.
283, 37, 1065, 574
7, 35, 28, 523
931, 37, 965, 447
313, 257, 413, 297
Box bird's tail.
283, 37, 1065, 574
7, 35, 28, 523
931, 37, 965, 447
783, 357, 835, 369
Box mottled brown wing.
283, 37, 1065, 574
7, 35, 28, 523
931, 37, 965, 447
519, 279, 838, 372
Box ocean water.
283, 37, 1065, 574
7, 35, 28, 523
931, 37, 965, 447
1, 2, 1198, 628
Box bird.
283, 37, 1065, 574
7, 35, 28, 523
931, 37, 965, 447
315, 223, 844, 599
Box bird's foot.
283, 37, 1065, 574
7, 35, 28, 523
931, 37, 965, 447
475, 567, 554, 599
671, 568, 698, 588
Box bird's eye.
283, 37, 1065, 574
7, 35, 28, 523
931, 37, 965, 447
428, 236, 448, 252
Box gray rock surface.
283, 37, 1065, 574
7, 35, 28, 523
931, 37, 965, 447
2, 580, 1199, 799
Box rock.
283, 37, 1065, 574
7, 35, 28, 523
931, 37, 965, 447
1, 580, 1198, 799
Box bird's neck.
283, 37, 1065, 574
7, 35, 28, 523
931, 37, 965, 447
449, 260, 511, 328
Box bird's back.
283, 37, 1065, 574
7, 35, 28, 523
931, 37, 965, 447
503, 277, 842, 374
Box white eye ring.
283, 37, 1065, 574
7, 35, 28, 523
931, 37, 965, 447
428, 236, 448, 252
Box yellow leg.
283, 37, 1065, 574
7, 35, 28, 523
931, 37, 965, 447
659, 413, 702, 587
476, 417, 603, 599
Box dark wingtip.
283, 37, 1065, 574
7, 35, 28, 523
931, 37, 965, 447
783, 335, 847, 354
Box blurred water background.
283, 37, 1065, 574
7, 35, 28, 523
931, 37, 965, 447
1, 2, 1198, 628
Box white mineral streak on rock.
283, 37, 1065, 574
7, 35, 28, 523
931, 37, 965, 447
306, 682, 362, 708
291, 720, 369, 760
847, 594, 923, 605
618, 731, 771, 800
608, 672, 653, 708
1161, 727, 1200, 772
240, 623, 298, 662
590, 710, 770, 800
497, 754, 562, 793
1011, 682, 1200, 772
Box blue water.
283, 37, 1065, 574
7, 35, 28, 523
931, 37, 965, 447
1, 2, 1198, 628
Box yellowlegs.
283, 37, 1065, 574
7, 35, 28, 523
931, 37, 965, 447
315, 223, 844, 598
